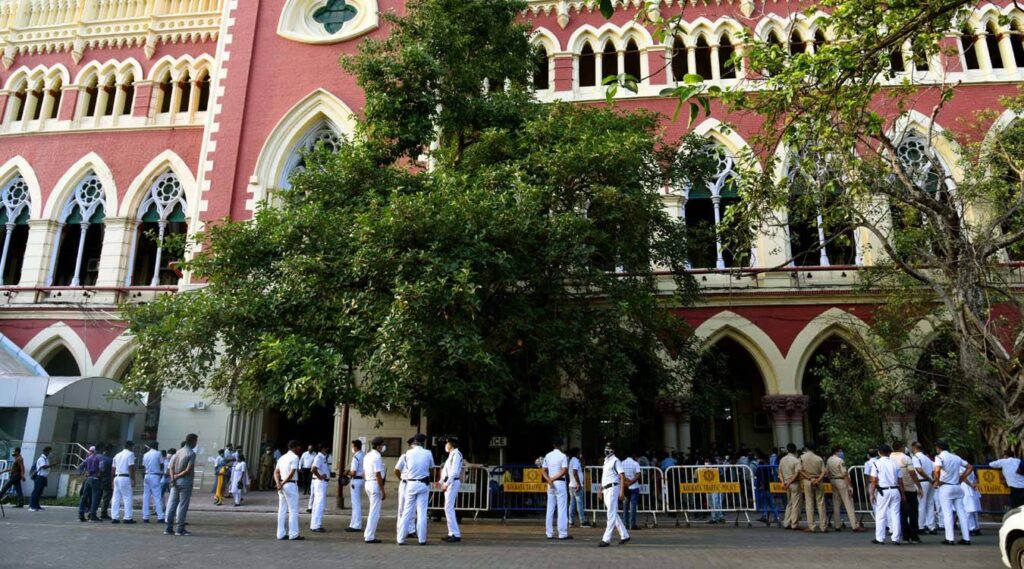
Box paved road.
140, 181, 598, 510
0, 506, 1002, 568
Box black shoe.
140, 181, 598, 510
100, 515, 111, 520
871, 539, 883, 544
278, 537, 288, 541
546, 536, 554, 540
418, 542, 428, 546
444, 536, 461, 542
143, 519, 150, 523
970, 529, 981, 536
111, 520, 121, 524
365, 539, 381, 544
598, 541, 611, 548
89, 516, 101, 522
958, 540, 971, 546
311, 528, 326, 533
306, 509, 312, 514
927, 529, 938, 535
290, 536, 305, 541
892, 541, 901, 546
344, 527, 362, 533
407, 532, 417, 539
164, 530, 174, 535
908, 538, 921, 544
176, 530, 193, 537
942, 540, 956, 545
558, 536, 573, 540
619, 537, 631, 544
157, 519, 165, 523
123, 520, 137, 525
79, 516, 87, 522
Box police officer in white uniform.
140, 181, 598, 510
310, 442, 331, 533
542, 436, 571, 540
397, 433, 435, 545
141, 442, 164, 523
911, 442, 937, 534
345, 439, 365, 533
598, 442, 629, 547
274, 440, 303, 541
932, 440, 972, 545
111, 441, 137, 524
869, 444, 903, 545
441, 437, 463, 543
394, 437, 416, 539
362, 437, 387, 543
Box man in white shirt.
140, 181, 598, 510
542, 436, 570, 540
309, 442, 331, 533
990, 449, 1024, 509
28, 446, 51, 512
933, 440, 972, 545
299, 445, 316, 503
394, 437, 416, 539
911, 442, 937, 534
598, 442, 629, 547
890, 440, 921, 543
397, 433, 435, 545
869, 444, 904, 545
274, 440, 303, 541
141, 442, 165, 523
111, 441, 137, 523
345, 439, 365, 532
621, 451, 641, 531
440, 437, 464, 543
568, 448, 589, 528
362, 437, 387, 543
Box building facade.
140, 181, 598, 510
0, 0, 1020, 478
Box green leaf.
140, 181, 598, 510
683, 73, 705, 85
688, 102, 699, 127
599, 0, 614, 19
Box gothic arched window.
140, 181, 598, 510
50, 173, 106, 287
683, 144, 742, 269
0, 175, 30, 285
279, 122, 343, 189
130, 172, 188, 286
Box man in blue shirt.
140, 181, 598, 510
97, 444, 114, 519
661, 452, 677, 471
77, 446, 103, 522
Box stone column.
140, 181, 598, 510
20, 219, 60, 287
886, 394, 921, 444
762, 395, 810, 449
658, 398, 689, 454
662, 412, 678, 453
677, 415, 691, 456
95, 217, 136, 287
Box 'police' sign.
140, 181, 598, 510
679, 468, 741, 494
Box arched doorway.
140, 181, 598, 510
800, 334, 876, 448
41, 345, 81, 376
690, 337, 772, 456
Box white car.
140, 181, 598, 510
1002, 506, 1024, 568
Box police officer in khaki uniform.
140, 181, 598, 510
778, 443, 803, 530
826, 446, 865, 532
800, 442, 827, 533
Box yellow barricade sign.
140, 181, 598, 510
770, 482, 833, 494
504, 468, 548, 493
978, 469, 1010, 495
679, 468, 741, 494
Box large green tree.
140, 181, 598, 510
122, 0, 708, 429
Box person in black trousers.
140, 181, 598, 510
0, 447, 26, 508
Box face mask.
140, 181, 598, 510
380, 445, 387, 454
604, 449, 614, 458
838, 451, 845, 460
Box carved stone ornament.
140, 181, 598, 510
761, 394, 810, 418
278, 0, 379, 45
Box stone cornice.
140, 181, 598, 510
0, 0, 222, 68
524, 0, 759, 28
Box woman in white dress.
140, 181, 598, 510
230, 454, 250, 507
960, 465, 982, 534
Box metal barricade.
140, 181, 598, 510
583, 466, 667, 528
427, 465, 490, 518
972, 465, 1012, 515
664, 464, 757, 527
845, 465, 874, 522
0, 459, 8, 490
754, 464, 781, 526
489, 465, 549, 520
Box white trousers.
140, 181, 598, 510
918, 481, 936, 530
277, 483, 300, 539
397, 480, 429, 544
349, 479, 364, 529
142, 474, 164, 520
363, 480, 383, 541
112, 477, 134, 521
938, 484, 970, 542
874, 488, 901, 543
545, 480, 568, 538
396, 481, 415, 536
310, 479, 328, 530
445, 479, 461, 538
602, 486, 629, 543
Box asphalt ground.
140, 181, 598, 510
0, 504, 1002, 569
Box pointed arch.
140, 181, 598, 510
693, 311, 785, 394
0, 156, 42, 218
118, 150, 197, 218
22, 322, 93, 377
44, 153, 118, 220
786, 307, 872, 392
250, 89, 357, 205
93, 332, 134, 381
691, 118, 762, 173
530, 27, 561, 53
887, 110, 964, 184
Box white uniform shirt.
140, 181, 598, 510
113, 449, 135, 476
542, 449, 568, 482
873, 456, 900, 488
35, 454, 50, 478
913, 452, 935, 481
442, 449, 463, 483
350, 450, 365, 478
396, 453, 409, 481
568, 457, 584, 488
601, 454, 625, 487
276, 450, 299, 482
622, 457, 641, 489
300, 451, 316, 469
990, 457, 1024, 488
404, 445, 435, 481
143, 449, 163, 476
935, 450, 967, 486
363, 449, 384, 483
865, 456, 879, 478
312, 452, 330, 479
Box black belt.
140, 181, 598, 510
146, 472, 161, 476
352, 476, 363, 480
283, 480, 296, 484
414, 477, 430, 483
603, 483, 619, 489
878, 486, 896, 492
116, 474, 130, 477
446, 478, 460, 482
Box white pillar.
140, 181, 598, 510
20, 219, 60, 287
662, 412, 678, 453
95, 217, 135, 288
69, 222, 89, 287
676, 415, 691, 456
